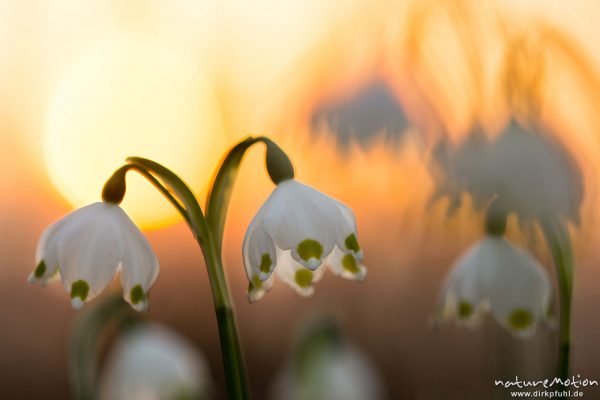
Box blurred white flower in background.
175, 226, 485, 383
436, 236, 553, 338
430, 119, 583, 222
270, 320, 384, 400
243, 180, 366, 302
99, 323, 213, 400
29, 202, 159, 311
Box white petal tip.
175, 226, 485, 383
71, 298, 85, 310
27, 274, 37, 284
355, 271, 367, 282
131, 301, 148, 312
247, 290, 265, 303
355, 250, 364, 260
295, 286, 315, 298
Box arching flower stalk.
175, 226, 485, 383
30, 136, 366, 400
430, 118, 578, 380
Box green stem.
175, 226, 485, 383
124, 156, 252, 399
122, 136, 291, 399
540, 218, 574, 382
194, 224, 250, 399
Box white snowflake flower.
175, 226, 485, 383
29, 202, 158, 311
99, 323, 213, 400
243, 180, 366, 302
437, 236, 553, 338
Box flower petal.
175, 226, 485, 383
30, 204, 101, 285
327, 247, 367, 282
334, 204, 363, 260
437, 239, 492, 327
242, 204, 277, 282
263, 181, 340, 269
481, 238, 552, 337
275, 249, 326, 297
57, 203, 124, 307
247, 273, 275, 303
118, 208, 159, 312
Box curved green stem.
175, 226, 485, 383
124, 154, 252, 399
540, 218, 574, 381
118, 136, 292, 399
205, 136, 293, 249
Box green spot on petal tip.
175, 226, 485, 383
296, 239, 323, 262
458, 300, 474, 319
34, 260, 46, 278
508, 309, 534, 330
342, 253, 360, 273
344, 234, 361, 253
251, 276, 263, 289
260, 254, 272, 274
294, 269, 313, 288
70, 280, 90, 301
130, 284, 146, 305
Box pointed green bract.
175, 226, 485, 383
295, 269, 313, 288
260, 254, 272, 274
344, 234, 361, 253
458, 300, 474, 319
70, 280, 90, 301
297, 239, 323, 262
342, 254, 360, 273
130, 284, 146, 305
508, 308, 533, 330
34, 260, 47, 278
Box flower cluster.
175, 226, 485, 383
29, 177, 366, 309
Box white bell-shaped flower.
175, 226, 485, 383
28, 202, 159, 311
99, 323, 213, 400
243, 180, 366, 302
270, 323, 385, 400
437, 236, 553, 338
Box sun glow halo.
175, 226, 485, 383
44, 35, 226, 229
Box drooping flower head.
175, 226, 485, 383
429, 120, 583, 223
243, 180, 366, 302
99, 323, 213, 400
29, 168, 159, 311
271, 319, 385, 400
436, 236, 553, 338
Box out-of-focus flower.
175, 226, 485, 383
28, 202, 158, 311
99, 323, 213, 400
430, 120, 583, 222
271, 321, 385, 400
243, 180, 366, 302
311, 80, 409, 149
436, 236, 553, 338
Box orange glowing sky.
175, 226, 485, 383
2, 0, 600, 267
4, 2, 600, 398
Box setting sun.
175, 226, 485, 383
44, 34, 226, 228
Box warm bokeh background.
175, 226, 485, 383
2, 0, 600, 398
